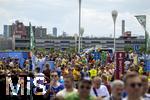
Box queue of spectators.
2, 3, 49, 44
0, 50, 150, 100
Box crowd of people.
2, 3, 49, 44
0, 50, 150, 100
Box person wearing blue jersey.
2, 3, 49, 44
44, 71, 64, 100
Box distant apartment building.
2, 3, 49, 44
12, 20, 27, 39
35, 26, 47, 38
3, 20, 47, 39
52, 27, 57, 37
3, 20, 27, 39
25, 26, 36, 39
0, 36, 12, 50
2, 20, 47, 50
62, 31, 67, 37
3, 25, 12, 38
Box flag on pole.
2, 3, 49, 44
135, 15, 146, 29
135, 15, 150, 52
29, 22, 35, 50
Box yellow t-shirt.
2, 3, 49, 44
148, 76, 150, 82
138, 66, 143, 75
73, 69, 80, 81
62, 69, 69, 77
0, 61, 2, 65
89, 69, 97, 78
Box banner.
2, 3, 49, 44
115, 51, 125, 79
133, 45, 140, 52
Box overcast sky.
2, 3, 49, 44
0, 0, 150, 37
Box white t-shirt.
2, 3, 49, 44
90, 85, 110, 98
56, 88, 77, 97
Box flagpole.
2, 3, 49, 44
145, 29, 147, 53
78, 0, 81, 53
143, 17, 147, 53
29, 22, 35, 51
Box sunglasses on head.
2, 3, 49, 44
130, 83, 142, 88
80, 85, 91, 90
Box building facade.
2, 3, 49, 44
14, 36, 145, 52
35, 27, 47, 38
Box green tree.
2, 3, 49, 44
139, 45, 145, 54
124, 45, 133, 52
50, 48, 54, 53
146, 46, 150, 54
37, 48, 46, 54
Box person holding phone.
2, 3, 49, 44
44, 71, 64, 99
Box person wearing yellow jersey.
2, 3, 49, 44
148, 76, 150, 82
139, 66, 143, 75
0, 61, 3, 65
61, 67, 69, 77
89, 65, 97, 79
138, 61, 144, 75
73, 65, 81, 88
61, 58, 67, 66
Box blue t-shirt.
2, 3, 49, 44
59, 79, 64, 85
56, 68, 62, 77
45, 83, 64, 97
50, 85, 64, 96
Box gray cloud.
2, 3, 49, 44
0, 0, 149, 37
